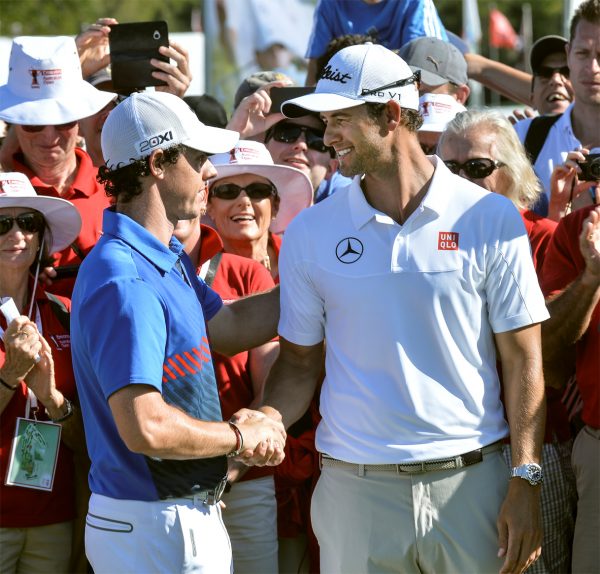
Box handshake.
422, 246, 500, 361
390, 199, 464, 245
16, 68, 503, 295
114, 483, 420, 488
227, 407, 287, 467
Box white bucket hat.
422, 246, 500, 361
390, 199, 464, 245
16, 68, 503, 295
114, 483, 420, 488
0, 36, 117, 126
210, 140, 313, 235
282, 43, 420, 118
0, 172, 81, 253
418, 93, 466, 133
101, 91, 240, 171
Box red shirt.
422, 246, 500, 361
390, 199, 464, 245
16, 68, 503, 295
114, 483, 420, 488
13, 148, 111, 296
521, 209, 557, 276
541, 205, 600, 429
197, 226, 276, 481
519, 210, 571, 442
0, 288, 77, 527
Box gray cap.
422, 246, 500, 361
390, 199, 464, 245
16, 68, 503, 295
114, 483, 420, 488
529, 35, 567, 74
399, 37, 468, 87
233, 71, 293, 109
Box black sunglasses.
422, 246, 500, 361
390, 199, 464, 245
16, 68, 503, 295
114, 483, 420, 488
0, 212, 46, 235
535, 66, 569, 79
269, 123, 330, 153
444, 158, 505, 179
21, 121, 78, 133
210, 182, 277, 201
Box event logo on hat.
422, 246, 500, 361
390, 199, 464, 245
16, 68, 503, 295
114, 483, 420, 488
0, 36, 116, 125
281, 43, 420, 118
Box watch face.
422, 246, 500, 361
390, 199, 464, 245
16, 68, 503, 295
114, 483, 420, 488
526, 464, 542, 483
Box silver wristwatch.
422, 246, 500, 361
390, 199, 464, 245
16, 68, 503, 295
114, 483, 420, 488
511, 463, 543, 485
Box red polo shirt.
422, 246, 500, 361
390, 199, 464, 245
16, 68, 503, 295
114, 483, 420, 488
13, 148, 111, 296
541, 205, 600, 429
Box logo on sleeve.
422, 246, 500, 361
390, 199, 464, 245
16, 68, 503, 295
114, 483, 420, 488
438, 232, 459, 250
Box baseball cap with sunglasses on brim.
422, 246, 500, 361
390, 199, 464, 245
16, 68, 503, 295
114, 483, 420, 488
281, 43, 420, 118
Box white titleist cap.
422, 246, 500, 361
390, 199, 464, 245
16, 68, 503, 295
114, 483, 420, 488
101, 91, 240, 171
282, 43, 420, 117
418, 93, 466, 133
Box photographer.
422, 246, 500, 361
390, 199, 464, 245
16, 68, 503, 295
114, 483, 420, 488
513, 0, 600, 213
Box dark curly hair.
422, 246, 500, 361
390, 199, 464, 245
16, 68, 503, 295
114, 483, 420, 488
97, 145, 185, 203
365, 102, 423, 133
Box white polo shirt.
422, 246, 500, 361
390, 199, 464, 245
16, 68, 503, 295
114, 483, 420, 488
278, 157, 549, 463
513, 103, 580, 198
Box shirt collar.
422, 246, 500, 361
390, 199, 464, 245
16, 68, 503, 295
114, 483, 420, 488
348, 156, 448, 229
102, 208, 182, 273
12, 147, 97, 198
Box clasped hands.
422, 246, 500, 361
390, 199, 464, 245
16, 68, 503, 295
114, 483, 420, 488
228, 407, 286, 467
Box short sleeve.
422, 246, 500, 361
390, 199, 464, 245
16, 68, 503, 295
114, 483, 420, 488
278, 217, 326, 345
78, 279, 167, 399
485, 202, 549, 333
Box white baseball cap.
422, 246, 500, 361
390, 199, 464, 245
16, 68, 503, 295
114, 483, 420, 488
0, 36, 116, 126
418, 94, 466, 133
210, 140, 313, 235
282, 43, 420, 118
0, 172, 81, 253
101, 92, 240, 171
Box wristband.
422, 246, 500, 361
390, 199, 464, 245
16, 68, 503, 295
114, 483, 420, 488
46, 397, 74, 423
227, 421, 244, 458
0, 376, 18, 391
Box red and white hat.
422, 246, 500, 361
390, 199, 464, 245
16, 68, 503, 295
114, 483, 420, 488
0, 172, 81, 253
282, 43, 420, 118
418, 93, 466, 133
0, 36, 116, 126
210, 140, 313, 234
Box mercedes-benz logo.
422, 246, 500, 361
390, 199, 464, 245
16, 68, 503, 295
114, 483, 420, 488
335, 237, 364, 264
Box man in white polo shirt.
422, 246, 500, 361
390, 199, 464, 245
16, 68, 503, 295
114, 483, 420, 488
259, 43, 549, 574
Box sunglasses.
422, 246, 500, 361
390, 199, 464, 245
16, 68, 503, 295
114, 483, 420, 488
444, 158, 505, 179
210, 182, 277, 201
535, 66, 569, 79
0, 212, 45, 235
21, 121, 78, 133
269, 123, 330, 153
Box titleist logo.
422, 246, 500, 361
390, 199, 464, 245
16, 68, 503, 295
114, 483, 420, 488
319, 65, 351, 84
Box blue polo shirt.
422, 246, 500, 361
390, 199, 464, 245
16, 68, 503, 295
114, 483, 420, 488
71, 208, 226, 501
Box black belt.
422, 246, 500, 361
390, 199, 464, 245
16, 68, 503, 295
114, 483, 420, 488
167, 477, 228, 506
320, 441, 503, 475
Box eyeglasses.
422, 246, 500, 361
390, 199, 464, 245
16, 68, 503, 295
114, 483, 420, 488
360, 70, 421, 96
535, 66, 569, 79
210, 182, 277, 201
269, 123, 330, 153
444, 158, 505, 179
21, 121, 78, 133
0, 212, 46, 235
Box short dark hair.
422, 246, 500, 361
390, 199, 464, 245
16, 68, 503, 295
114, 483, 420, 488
570, 0, 600, 44
97, 145, 185, 203
364, 102, 423, 133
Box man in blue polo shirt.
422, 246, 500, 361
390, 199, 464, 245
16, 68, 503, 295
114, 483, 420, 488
70, 92, 286, 574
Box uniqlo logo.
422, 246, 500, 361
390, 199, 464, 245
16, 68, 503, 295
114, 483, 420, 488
438, 232, 459, 250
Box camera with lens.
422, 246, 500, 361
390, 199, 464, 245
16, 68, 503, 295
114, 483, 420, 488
577, 153, 600, 182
